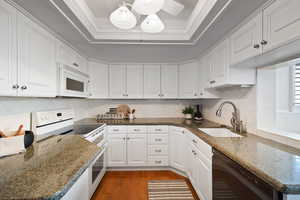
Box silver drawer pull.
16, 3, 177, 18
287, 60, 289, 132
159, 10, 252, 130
155, 138, 162, 142
113, 129, 119, 131
192, 139, 197, 144
155, 149, 162, 153
155, 129, 162, 131
155, 160, 162, 164
134, 129, 140, 131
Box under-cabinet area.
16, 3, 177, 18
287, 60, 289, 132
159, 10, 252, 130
2, 0, 300, 199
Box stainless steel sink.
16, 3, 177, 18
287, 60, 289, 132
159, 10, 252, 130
199, 128, 243, 137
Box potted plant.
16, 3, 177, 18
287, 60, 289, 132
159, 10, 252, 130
182, 106, 194, 119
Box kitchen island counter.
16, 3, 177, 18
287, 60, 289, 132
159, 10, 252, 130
0, 135, 101, 200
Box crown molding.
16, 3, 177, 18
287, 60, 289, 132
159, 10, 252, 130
48, 0, 231, 45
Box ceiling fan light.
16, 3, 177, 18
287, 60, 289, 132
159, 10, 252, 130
133, 0, 165, 15
141, 14, 165, 33
110, 6, 137, 30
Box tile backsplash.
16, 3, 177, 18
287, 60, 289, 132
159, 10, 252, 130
0, 97, 200, 121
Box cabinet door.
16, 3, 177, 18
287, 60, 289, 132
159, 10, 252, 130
109, 64, 126, 98
56, 42, 74, 67
209, 39, 229, 87
126, 64, 143, 98
161, 64, 178, 98
144, 65, 161, 99
61, 169, 89, 200
187, 145, 196, 186
0, 1, 17, 96
263, 0, 300, 52
75, 54, 88, 73
195, 153, 212, 200
127, 134, 147, 166
230, 13, 263, 66
17, 14, 56, 97
170, 129, 186, 171
88, 61, 109, 98
107, 134, 127, 166
179, 62, 198, 98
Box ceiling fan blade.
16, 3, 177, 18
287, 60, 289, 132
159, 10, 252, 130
162, 0, 185, 16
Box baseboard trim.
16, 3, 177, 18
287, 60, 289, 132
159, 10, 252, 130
107, 166, 187, 178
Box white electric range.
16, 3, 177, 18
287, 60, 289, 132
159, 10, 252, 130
32, 109, 107, 198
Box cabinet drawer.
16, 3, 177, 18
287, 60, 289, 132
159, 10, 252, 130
147, 126, 169, 134
148, 134, 169, 144
189, 134, 212, 159
108, 126, 128, 133
148, 145, 168, 155
169, 126, 185, 133
148, 156, 169, 166
127, 126, 147, 133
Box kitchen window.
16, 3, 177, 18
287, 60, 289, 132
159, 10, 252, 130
257, 58, 300, 138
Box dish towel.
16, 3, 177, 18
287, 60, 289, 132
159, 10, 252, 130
0, 135, 25, 158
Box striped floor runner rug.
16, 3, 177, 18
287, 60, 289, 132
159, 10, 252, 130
148, 180, 195, 200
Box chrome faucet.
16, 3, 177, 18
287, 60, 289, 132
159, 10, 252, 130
216, 101, 244, 133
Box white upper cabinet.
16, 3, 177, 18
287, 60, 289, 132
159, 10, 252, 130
109, 64, 126, 98
56, 42, 87, 73
0, 1, 17, 96
179, 62, 199, 98
205, 39, 256, 88
88, 61, 109, 99
161, 64, 178, 98
144, 64, 161, 99
17, 13, 56, 97
126, 64, 143, 99
230, 13, 263, 66
263, 0, 300, 52
209, 39, 229, 88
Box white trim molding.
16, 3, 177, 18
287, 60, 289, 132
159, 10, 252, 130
48, 0, 232, 45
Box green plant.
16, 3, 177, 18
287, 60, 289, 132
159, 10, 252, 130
182, 106, 194, 115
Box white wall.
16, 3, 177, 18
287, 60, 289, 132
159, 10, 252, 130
0, 97, 200, 121
201, 86, 257, 133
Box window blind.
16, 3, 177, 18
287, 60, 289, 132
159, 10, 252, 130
295, 64, 300, 105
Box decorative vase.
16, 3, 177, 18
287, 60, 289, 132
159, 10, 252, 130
184, 114, 192, 119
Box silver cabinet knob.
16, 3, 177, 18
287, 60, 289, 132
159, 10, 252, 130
253, 44, 260, 49
210, 80, 216, 84
73, 63, 79, 67
21, 85, 27, 90
194, 93, 197, 96
12, 84, 19, 89
260, 40, 268, 45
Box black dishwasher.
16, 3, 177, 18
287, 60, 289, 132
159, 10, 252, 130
213, 149, 283, 200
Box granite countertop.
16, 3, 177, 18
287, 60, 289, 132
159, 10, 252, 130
0, 135, 101, 200
77, 118, 300, 194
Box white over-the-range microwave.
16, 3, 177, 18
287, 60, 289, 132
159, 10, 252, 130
57, 64, 90, 98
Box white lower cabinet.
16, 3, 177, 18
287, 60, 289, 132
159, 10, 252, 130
61, 169, 89, 200
107, 125, 212, 200
127, 134, 147, 166
187, 132, 213, 200
107, 134, 127, 166
169, 127, 186, 172
107, 128, 147, 167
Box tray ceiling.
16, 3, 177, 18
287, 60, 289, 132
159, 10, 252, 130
49, 0, 223, 44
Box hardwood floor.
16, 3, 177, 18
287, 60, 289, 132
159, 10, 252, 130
91, 170, 200, 200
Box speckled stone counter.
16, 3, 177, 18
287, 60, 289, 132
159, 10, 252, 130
0, 135, 101, 200
76, 118, 300, 194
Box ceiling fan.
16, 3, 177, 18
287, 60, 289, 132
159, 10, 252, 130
110, 0, 185, 33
